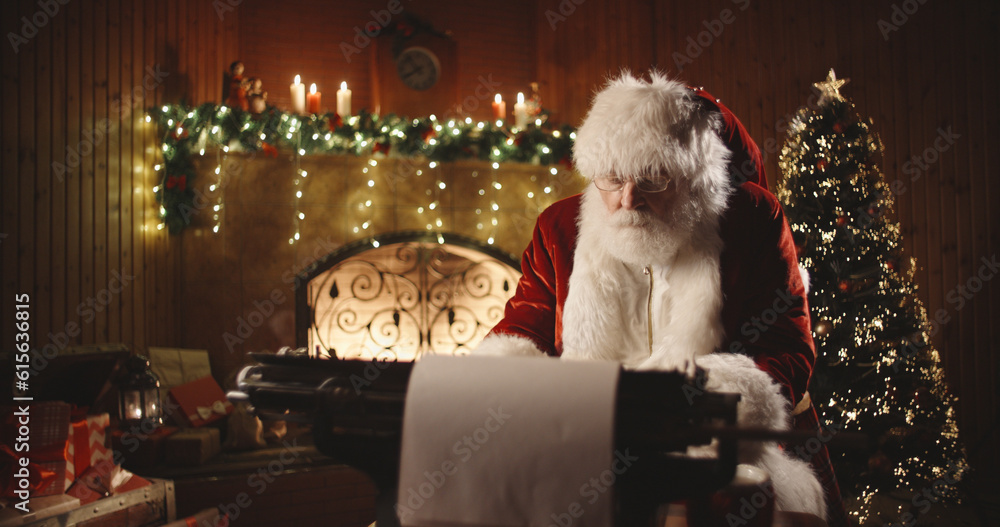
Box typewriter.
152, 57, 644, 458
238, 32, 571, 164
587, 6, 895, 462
230, 353, 742, 527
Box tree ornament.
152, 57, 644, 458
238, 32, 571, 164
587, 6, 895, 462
814, 319, 832, 336
838, 279, 852, 292
817, 159, 828, 172
833, 121, 846, 133
813, 68, 850, 105
868, 451, 892, 476
885, 258, 898, 271
836, 214, 848, 227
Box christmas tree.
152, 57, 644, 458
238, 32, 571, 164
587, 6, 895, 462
775, 70, 968, 525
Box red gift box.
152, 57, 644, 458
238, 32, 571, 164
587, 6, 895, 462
67, 412, 112, 484
168, 376, 233, 427
66, 458, 152, 505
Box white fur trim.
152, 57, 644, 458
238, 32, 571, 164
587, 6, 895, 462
474, 333, 546, 357
694, 353, 826, 518
798, 264, 811, 295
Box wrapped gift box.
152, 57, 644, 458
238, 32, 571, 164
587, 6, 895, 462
67, 412, 112, 485
66, 458, 152, 505
111, 426, 178, 470
168, 376, 233, 428
148, 347, 212, 404
163, 428, 221, 466
28, 402, 72, 496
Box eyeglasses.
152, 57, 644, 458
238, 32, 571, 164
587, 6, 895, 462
593, 175, 671, 193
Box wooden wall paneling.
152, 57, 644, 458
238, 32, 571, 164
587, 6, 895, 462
120, 0, 135, 348
146, 2, 166, 345
939, 7, 972, 453
965, 7, 995, 467
163, 0, 177, 346
750, 0, 776, 180
735, 0, 761, 170
1, 1, 18, 352
166, 0, 177, 102
910, 9, 939, 389
949, 3, 972, 419
143, 0, 158, 348
178, 0, 188, 103
984, 4, 1000, 472
94, 0, 110, 343
17, 0, 37, 349
35, 0, 53, 351
140, 0, 153, 350
50, 0, 68, 343
151, 0, 167, 346
190, 0, 201, 104
79, 0, 96, 344
107, 0, 122, 344
65, 0, 82, 349
130, 0, 145, 351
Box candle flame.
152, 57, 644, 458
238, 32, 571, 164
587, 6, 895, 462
517, 92, 524, 103
294, 74, 300, 84
341, 81, 348, 90
310, 83, 317, 94
495, 93, 502, 103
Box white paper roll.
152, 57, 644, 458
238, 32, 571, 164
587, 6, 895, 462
398, 355, 620, 527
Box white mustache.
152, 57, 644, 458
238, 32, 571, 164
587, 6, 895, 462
610, 209, 658, 228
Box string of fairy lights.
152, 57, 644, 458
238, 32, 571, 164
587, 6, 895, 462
149, 104, 577, 245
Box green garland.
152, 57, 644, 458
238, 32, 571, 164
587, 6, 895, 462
151, 103, 577, 233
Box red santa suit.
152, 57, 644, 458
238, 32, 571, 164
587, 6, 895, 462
476, 72, 846, 524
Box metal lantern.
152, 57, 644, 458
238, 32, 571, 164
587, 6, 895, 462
118, 355, 163, 430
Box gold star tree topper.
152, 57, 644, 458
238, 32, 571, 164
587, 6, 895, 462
814, 68, 850, 104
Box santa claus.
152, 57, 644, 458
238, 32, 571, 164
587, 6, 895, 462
476, 71, 846, 525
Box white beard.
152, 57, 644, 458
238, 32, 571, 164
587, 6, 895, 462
597, 186, 705, 267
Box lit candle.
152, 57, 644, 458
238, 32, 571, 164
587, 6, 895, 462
492, 94, 506, 122
337, 81, 352, 117
514, 92, 529, 129
307, 83, 322, 114
290, 75, 306, 114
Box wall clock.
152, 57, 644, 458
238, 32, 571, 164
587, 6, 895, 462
396, 47, 441, 91
372, 33, 457, 117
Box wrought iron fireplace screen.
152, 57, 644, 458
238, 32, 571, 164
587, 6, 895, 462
295, 232, 522, 361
